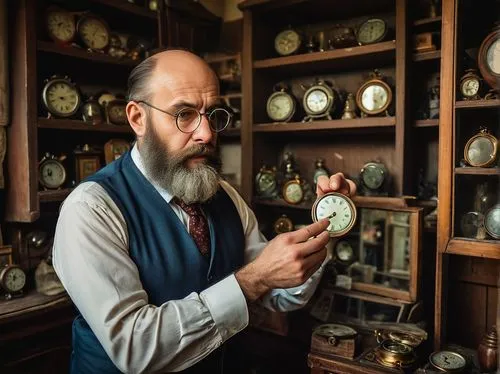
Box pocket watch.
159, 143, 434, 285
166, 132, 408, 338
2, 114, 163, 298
39, 152, 67, 190
273, 214, 294, 235
255, 165, 278, 198
302, 80, 339, 122
77, 14, 110, 51
45, 7, 76, 45
42, 75, 81, 118
0, 264, 27, 300
484, 204, 500, 239
266, 84, 296, 122
334, 240, 355, 265
106, 99, 128, 126
374, 340, 416, 369
459, 69, 483, 100
464, 127, 498, 167
360, 161, 388, 194
356, 70, 393, 117
82, 98, 103, 125
274, 28, 302, 56
313, 158, 329, 186
311, 192, 357, 237
478, 24, 500, 90
356, 18, 388, 45
282, 175, 305, 204
429, 350, 467, 373
460, 211, 485, 239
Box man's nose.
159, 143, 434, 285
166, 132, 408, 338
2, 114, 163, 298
192, 114, 214, 143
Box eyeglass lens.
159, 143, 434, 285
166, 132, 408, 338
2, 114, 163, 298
176, 107, 231, 133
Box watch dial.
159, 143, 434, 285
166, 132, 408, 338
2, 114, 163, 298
284, 182, 304, 204
3, 267, 26, 293
430, 351, 467, 371
274, 30, 301, 56
47, 11, 75, 43
460, 211, 483, 238
45, 80, 80, 116
486, 38, 500, 74
267, 93, 294, 121
335, 240, 354, 262
257, 173, 276, 194
313, 193, 356, 236
357, 19, 387, 44
484, 205, 500, 238
305, 89, 329, 114
361, 84, 388, 112
40, 160, 66, 189
79, 17, 109, 50
461, 78, 480, 97
467, 136, 495, 166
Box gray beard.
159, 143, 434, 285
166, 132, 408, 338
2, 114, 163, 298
140, 121, 221, 204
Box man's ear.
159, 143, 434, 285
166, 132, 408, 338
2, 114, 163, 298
127, 101, 146, 137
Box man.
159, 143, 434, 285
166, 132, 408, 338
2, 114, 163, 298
53, 49, 356, 374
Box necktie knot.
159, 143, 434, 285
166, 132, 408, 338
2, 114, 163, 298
174, 198, 202, 217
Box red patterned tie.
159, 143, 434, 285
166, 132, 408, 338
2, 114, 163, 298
174, 198, 211, 257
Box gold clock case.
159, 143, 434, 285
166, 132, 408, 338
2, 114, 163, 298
373, 339, 416, 369
464, 129, 498, 167
311, 191, 357, 237
356, 76, 393, 116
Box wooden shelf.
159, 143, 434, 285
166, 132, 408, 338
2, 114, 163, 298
413, 16, 442, 26
39, 189, 74, 203
253, 41, 396, 75
414, 119, 439, 127
38, 118, 133, 134
445, 238, 500, 260
253, 117, 396, 133
454, 167, 500, 175
88, 0, 157, 19
253, 196, 408, 210
37, 41, 139, 66
412, 50, 441, 61
455, 99, 500, 109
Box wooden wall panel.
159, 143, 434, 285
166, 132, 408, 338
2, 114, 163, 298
0, 0, 8, 126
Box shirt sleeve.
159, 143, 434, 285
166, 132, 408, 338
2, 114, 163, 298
52, 182, 248, 373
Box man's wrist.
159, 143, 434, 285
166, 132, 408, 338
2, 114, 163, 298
235, 262, 270, 302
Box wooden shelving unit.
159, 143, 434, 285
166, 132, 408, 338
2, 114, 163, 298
38, 189, 74, 203
413, 16, 442, 26
253, 117, 396, 133
445, 239, 500, 260
454, 167, 500, 175
38, 118, 133, 134
455, 99, 500, 109
414, 119, 439, 127
412, 50, 441, 62
88, 0, 157, 19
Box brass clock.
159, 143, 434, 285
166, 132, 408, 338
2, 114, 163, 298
82, 98, 103, 125
356, 70, 393, 117
311, 192, 357, 237
274, 28, 302, 56
356, 18, 388, 45
478, 25, 500, 90
459, 69, 482, 100
282, 175, 305, 205
42, 75, 81, 118
374, 339, 416, 369
302, 80, 339, 121
45, 7, 76, 45
266, 84, 296, 122
106, 99, 128, 126
273, 214, 294, 235
77, 14, 110, 51
464, 127, 498, 167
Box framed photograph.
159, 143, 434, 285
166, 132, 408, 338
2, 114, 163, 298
0, 245, 13, 268
76, 155, 101, 182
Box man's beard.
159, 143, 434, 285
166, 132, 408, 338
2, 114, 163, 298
140, 120, 222, 204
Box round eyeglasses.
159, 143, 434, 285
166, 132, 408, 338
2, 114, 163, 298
136, 100, 233, 133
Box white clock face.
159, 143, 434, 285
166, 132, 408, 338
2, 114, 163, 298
306, 89, 329, 114
486, 39, 500, 74
40, 160, 66, 189
45, 80, 80, 116
3, 267, 26, 293
357, 19, 386, 44
430, 351, 466, 371
47, 11, 75, 42
467, 136, 495, 166
267, 94, 294, 121
312, 192, 356, 236
335, 240, 354, 262
284, 182, 304, 204
79, 17, 109, 50
484, 205, 500, 238
461, 78, 480, 97
361, 84, 388, 112
275, 30, 301, 56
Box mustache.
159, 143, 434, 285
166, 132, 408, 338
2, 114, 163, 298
180, 144, 216, 160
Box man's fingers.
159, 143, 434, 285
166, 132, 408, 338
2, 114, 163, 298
291, 219, 329, 243
316, 173, 355, 197
294, 230, 330, 258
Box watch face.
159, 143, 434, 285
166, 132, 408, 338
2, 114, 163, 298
484, 205, 500, 239
466, 135, 496, 166
361, 163, 385, 190
461, 78, 480, 97
486, 38, 500, 74
357, 19, 387, 45
361, 83, 389, 112
78, 16, 110, 50
460, 211, 484, 238
429, 351, 467, 371
1, 266, 26, 293
274, 29, 301, 56
314, 324, 357, 338
257, 172, 277, 195
305, 88, 329, 114
46, 10, 75, 43
335, 240, 354, 262
40, 160, 66, 189
267, 92, 294, 122
283, 181, 304, 204
43, 79, 81, 117
311, 192, 357, 237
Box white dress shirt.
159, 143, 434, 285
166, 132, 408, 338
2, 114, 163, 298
52, 145, 327, 373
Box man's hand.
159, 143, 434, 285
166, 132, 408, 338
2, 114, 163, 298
316, 172, 357, 198
235, 219, 330, 302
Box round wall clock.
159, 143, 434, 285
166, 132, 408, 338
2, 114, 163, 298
311, 192, 357, 237
464, 127, 497, 167
478, 25, 500, 90
274, 29, 302, 56
266, 85, 296, 122
42, 75, 81, 118
45, 7, 76, 45
77, 14, 110, 51
356, 70, 393, 116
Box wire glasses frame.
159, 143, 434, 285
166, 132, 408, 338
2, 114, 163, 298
135, 100, 233, 134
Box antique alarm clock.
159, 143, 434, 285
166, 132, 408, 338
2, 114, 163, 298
478, 24, 500, 90
0, 264, 27, 300
459, 69, 483, 100
81, 97, 103, 125
45, 7, 76, 45
106, 99, 129, 126
282, 175, 305, 205
274, 28, 302, 56
334, 240, 355, 266
266, 84, 296, 123
311, 192, 357, 237
77, 14, 110, 51
39, 152, 67, 190
372, 339, 417, 369
301, 80, 339, 122
255, 165, 278, 198
428, 350, 467, 373
311, 324, 358, 359
273, 215, 294, 235
356, 70, 393, 117
463, 127, 498, 167
484, 204, 500, 239
356, 18, 389, 45
42, 75, 82, 118
359, 161, 388, 195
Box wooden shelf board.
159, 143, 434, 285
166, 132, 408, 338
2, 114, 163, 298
455, 99, 500, 109
37, 41, 139, 66
253, 196, 408, 210
253, 117, 396, 133
412, 50, 441, 61
88, 0, 157, 18
413, 16, 442, 26
39, 188, 74, 203
38, 118, 133, 134
253, 41, 396, 72
445, 238, 500, 260
414, 119, 439, 127
454, 167, 500, 175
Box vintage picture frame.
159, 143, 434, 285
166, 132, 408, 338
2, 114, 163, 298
0, 245, 13, 268
75, 155, 101, 183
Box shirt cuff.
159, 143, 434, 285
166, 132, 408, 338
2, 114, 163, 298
200, 274, 248, 342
